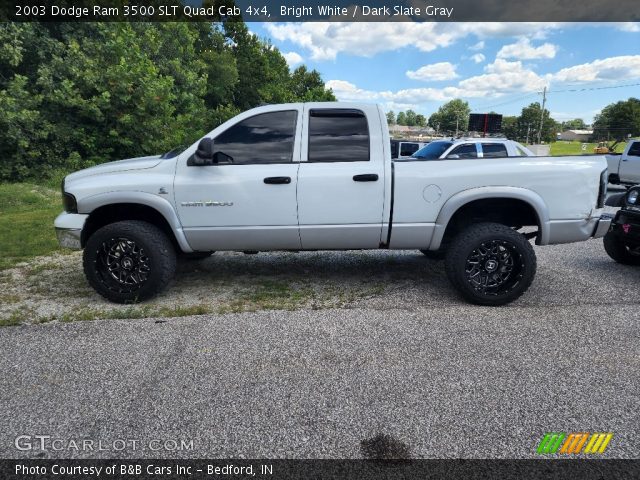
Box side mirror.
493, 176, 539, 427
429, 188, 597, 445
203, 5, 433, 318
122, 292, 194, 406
188, 138, 215, 166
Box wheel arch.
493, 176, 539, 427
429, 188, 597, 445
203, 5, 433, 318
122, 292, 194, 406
429, 187, 550, 251
79, 192, 193, 253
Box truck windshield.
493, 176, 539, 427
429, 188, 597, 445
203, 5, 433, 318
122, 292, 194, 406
411, 141, 453, 160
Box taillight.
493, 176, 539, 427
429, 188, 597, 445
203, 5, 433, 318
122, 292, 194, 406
597, 169, 607, 209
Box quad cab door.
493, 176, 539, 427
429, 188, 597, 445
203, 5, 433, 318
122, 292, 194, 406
296, 105, 387, 249
174, 106, 303, 251
620, 140, 640, 184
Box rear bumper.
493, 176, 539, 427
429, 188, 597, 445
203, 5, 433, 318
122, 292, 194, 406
593, 213, 614, 239
54, 212, 88, 250
546, 213, 613, 244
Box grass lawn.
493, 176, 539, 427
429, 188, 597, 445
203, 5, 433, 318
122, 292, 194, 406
0, 183, 64, 270
549, 141, 626, 156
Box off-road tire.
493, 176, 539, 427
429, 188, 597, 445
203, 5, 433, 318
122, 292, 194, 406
445, 222, 537, 306
603, 231, 640, 265
83, 221, 176, 303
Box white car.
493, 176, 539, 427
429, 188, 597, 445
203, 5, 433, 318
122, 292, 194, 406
408, 138, 534, 160
55, 102, 610, 306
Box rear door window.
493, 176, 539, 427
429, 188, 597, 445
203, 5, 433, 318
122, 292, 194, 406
628, 142, 640, 157
447, 144, 477, 159
308, 109, 369, 162
400, 143, 420, 157
482, 143, 508, 158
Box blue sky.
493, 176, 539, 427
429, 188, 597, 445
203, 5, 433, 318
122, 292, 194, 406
250, 22, 640, 123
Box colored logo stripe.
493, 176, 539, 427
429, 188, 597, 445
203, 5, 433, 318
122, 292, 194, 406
584, 433, 613, 454
560, 433, 585, 454
538, 432, 613, 454
537, 433, 565, 454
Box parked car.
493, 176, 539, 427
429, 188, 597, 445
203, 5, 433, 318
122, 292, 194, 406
603, 185, 640, 265
390, 140, 427, 159
408, 138, 534, 160
606, 139, 640, 186
55, 102, 610, 306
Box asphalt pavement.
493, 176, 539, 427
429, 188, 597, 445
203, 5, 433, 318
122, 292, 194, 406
1, 238, 639, 459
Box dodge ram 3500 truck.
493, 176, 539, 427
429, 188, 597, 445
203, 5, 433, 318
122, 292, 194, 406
55, 102, 611, 306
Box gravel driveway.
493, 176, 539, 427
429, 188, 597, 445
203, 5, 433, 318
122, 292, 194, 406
1, 236, 639, 459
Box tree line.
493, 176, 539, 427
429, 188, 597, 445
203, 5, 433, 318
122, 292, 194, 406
0, 21, 335, 181
387, 97, 639, 143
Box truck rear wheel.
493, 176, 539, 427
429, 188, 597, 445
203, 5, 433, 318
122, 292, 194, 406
83, 220, 176, 303
603, 231, 640, 265
445, 222, 536, 306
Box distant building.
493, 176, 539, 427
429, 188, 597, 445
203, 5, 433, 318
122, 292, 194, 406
557, 129, 593, 142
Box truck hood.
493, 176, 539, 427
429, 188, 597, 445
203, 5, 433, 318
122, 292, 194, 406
65, 155, 163, 181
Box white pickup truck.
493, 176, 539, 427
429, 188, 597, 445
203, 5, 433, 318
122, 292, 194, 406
607, 139, 640, 185
55, 102, 611, 306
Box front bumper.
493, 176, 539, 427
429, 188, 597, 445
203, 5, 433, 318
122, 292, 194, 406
54, 212, 89, 250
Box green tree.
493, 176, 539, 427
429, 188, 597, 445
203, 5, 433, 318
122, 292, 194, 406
562, 118, 587, 130
501, 116, 519, 141
405, 109, 418, 127
396, 111, 407, 125
428, 99, 471, 134
0, 17, 336, 182
592, 98, 640, 141
386, 111, 396, 125
288, 66, 335, 102
415, 114, 427, 127
517, 102, 557, 143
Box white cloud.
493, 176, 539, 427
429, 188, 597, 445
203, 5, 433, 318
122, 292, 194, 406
406, 62, 458, 81
469, 41, 485, 51
497, 38, 557, 60
327, 58, 549, 106
265, 22, 565, 61
551, 55, 640, 83
325, 80, 384, 101
470, 53, 486, 64
457, 59, 548, 96
282, 51, 303, 68
617, 22, 640, 32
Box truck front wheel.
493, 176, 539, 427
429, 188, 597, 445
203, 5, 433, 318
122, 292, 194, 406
445, 223, 536, 306
83, 220, 176, 303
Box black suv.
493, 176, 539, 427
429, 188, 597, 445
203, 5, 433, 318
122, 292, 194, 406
604, 185, 640, 265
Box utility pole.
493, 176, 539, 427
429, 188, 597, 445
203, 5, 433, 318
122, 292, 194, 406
537, 86, 547, 144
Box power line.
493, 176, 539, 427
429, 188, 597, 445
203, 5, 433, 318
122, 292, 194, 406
542, 82, 640, 94
474, 82, 639, 112
472, 92, 538, 111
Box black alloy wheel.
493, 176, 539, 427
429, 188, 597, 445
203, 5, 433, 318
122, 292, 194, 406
445, 222, 537, 306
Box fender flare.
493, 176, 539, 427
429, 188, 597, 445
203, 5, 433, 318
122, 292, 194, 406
78, 191, 193, 253
429, 186, 551, 250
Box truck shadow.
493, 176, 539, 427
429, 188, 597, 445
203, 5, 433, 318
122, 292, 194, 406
173, 250, 460, 308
